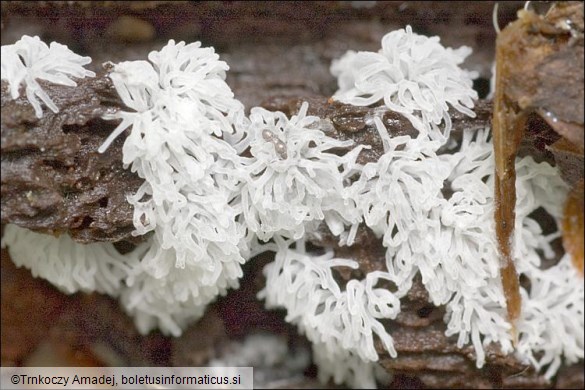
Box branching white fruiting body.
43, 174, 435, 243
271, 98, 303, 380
331, 25, 478, 141
242, 102, 366, 241
1, 35, 95, 117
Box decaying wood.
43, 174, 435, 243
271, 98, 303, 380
492, 1, 584, 340
492, 16, 526, 342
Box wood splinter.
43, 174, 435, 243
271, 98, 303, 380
492, 37, 524, 343
493, 1, 585, 344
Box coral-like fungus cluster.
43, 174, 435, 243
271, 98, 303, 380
2, 25, 582, 389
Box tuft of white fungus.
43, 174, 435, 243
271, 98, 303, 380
1, 35, 95, 118
351, 117, 452, 251
118, 236, 245, 336
1, 224, 143, 296
98, 39, 250, 335
258, 237, 400, 388
241, 102, 366, 241
331, 25, 478, 141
